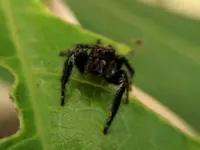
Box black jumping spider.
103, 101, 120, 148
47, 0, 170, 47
60, 39, 135, 134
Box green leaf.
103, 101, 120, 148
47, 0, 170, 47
0, 0, 200, 149
65, 0, 200, 132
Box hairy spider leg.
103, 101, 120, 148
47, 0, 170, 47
118, 56, 135, 103
76, 44, 93, 49
61, 51, 88, 106
59, 47, 78, 57
60, 39, 102, 56
118, 56, 135, 79
103, 70, 129, 134
60, 39, 101, 57
60, 43, 92, 57
76, 38, 103, 49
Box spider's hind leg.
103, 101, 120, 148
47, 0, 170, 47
104, 70, 129, 134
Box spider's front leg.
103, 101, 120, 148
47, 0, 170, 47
104, 70, 129, 134
61, 51, 88, 106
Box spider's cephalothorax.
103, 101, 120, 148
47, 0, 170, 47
60, 39, 135, 134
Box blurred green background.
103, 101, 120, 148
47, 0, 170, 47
0, 0, 200, 139
65, 0, 200, 133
